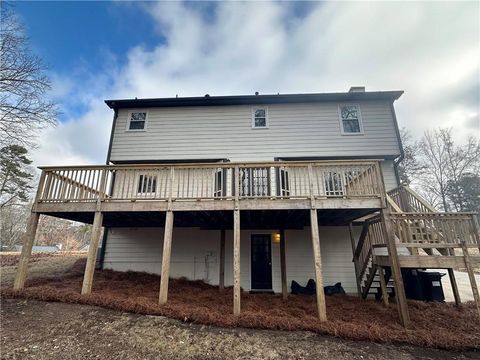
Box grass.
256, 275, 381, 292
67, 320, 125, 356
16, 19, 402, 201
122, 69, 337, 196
2, 257, 479, 351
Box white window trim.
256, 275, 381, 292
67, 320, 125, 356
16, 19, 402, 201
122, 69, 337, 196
251, 106, 269, 129
338, 104, 364, 135
126, 110, 149, 132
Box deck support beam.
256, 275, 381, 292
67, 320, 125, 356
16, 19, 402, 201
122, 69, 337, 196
13, 212, 40, 290
233, 209, 241, 316
219, 229, 226, 291
310, 209, 327, 322
461, 242, 480, 318
280, 229, 288, 300
159, 210, 174, 305
81, 211, 104, 294
447, 268, 461, 307
378, 266, 389, 307
381, 209, 410, 328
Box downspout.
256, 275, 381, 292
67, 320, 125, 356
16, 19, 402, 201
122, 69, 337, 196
98, 108, 118, 269
390, 101, 405, 186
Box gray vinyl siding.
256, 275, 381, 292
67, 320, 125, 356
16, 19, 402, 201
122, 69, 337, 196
109, 100, 401, 162
103, 226, 358, 294
381, 160, 398, 190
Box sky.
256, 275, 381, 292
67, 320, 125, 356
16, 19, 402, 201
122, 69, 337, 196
13, 1, 480, 166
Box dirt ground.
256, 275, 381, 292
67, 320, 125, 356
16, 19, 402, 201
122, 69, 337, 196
1, 298, 478, 360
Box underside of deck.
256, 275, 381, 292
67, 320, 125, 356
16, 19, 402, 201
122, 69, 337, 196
40, 208, 378, 228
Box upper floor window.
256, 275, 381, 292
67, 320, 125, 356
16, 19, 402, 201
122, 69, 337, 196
127, 111, 147, 131
338, 104, 363, 135
252, 107, 269, 129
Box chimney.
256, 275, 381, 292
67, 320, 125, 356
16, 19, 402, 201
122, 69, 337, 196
348, 86, 365, 93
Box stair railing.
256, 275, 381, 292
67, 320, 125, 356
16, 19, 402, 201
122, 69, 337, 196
353, 215, 387, 286
387, 185, 436, 213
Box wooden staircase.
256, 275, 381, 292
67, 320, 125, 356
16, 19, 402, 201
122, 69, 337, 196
353, 185, 480, 303
353, 214, 392, 299
361, 260, 395, 300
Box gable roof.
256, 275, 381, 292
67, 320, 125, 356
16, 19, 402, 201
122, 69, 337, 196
105, 90, 403, 110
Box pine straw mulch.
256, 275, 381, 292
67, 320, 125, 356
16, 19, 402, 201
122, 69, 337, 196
1, 259, 479, 351
0, 252, 56, 267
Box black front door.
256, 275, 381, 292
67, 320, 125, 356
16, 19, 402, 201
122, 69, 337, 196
251, 234, 272, 290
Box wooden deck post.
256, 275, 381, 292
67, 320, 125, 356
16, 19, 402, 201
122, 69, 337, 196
447, 268, 461, 307
233, 209, 241, 315
348, 223, 362, 298
81, 211, 104, 294
219, 229, 226, 291
310, 209, 327, 322
461, 242, 480, 318
159, 210, 174, 305
381, 209, 410, 328
13, 212, 40, 290
280, 229, 288, 300
378, 266, 389, 307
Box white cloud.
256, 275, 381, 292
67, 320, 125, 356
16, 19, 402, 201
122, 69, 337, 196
32, 102, 111, 166
34, 1, 479, 167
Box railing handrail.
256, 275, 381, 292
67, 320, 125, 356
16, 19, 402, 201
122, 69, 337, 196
391, 212, 478, 217
38, 159, 384, 171
387, 185, 437, 213
390, 211, 480, 247
386, 193, 402, 213
353, 215, 386, 282
401, 185, 437, 212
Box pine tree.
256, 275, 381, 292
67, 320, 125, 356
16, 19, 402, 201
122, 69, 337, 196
0, 144, 33, 208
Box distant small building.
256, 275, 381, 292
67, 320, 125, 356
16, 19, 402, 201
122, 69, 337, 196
14, 244, 62, 253
79, 244, 89, 252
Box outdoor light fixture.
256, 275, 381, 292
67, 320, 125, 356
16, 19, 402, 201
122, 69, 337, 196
273, 232, 281, 243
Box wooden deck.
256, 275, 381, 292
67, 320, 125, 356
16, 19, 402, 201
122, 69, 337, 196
13, 162, 480, 328
33, 160, 386, 216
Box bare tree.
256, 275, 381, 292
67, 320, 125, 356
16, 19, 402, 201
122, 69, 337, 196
417, 128, 480, 211
35, 216, 93, 251
0, 4, 57, 147
0, 202, 29, 250
440, 131, 480, 211
397, 128, 423, 185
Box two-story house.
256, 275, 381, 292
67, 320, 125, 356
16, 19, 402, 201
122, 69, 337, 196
14, 87, 480, 328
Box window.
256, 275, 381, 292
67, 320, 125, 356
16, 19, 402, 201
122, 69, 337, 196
338, 104, 363, 134
128, 112, 147, 131
137, 174, 157, 194
252, 107, 268, 128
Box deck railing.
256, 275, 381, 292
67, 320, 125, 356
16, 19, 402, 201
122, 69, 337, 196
35, 160, 384, 204
353, 212, 480, 290
390, 212, 480, 248
354, 216, 387, 283
387, 185, 436, 213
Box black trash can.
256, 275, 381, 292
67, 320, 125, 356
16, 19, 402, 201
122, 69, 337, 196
418, 271, 445, 302
402, 269, 425, 300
